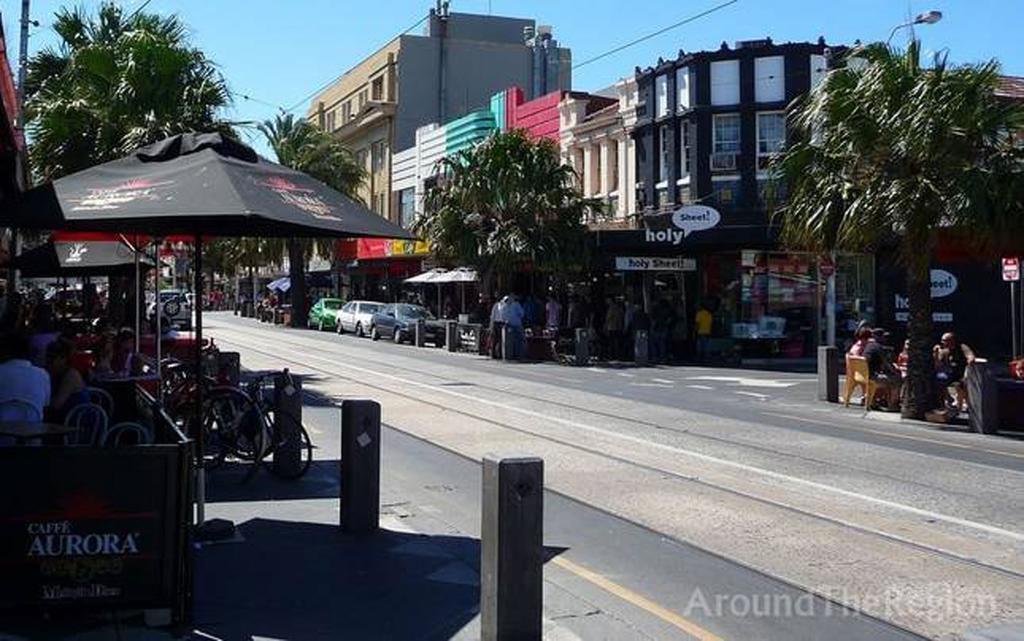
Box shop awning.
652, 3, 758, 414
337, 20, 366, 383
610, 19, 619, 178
404, 268, 448, 284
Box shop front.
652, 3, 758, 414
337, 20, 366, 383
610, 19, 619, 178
593, 206, 874, 367
336, 238, 429, 302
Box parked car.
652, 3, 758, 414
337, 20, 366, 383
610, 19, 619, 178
370, 303, 446, 345
336, 300, 385, 337
147, 290, 193, 331
307, 297, 343, 331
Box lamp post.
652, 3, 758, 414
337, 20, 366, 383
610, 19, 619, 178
887, 10, 942, 46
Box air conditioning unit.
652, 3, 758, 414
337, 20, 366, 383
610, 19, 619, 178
710, 152, 738, 171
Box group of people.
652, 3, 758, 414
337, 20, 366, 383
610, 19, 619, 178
848, 323, 976, 412
0, 296, 144, 425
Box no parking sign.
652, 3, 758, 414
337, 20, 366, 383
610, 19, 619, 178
1004, 257, 1021, 282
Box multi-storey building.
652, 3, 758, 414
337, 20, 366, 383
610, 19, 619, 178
587, 38, 874, 366
307, 4, 571, 225
559, 78, 638, 225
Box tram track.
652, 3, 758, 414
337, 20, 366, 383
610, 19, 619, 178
214, 325, 1024, 583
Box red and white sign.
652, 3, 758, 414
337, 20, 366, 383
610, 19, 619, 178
1003, 257, 1021, 282
819, 256, 835, 279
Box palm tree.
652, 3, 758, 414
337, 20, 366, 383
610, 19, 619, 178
417, 129, 600, 295
259, 113, 364, 327
775, 42, 1024, 418
25, 3, 232, 181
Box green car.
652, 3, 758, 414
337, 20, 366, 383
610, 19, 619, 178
307, 297, 343, 331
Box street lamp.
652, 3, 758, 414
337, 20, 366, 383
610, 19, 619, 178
888, 10, 943, 45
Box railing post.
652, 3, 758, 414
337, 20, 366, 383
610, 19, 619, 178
340, 400, 381, 534
481, 455, 544, 641
414, 318, 427, 347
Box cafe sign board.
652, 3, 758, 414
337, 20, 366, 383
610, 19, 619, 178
615, 256, 696, 272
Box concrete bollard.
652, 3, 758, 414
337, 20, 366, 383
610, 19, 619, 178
634, 330, 649, 366
574, 328, 589, 367
414, 319, 427, 347
966, 360, 999, 435
446, 321, 459, 353
340, 400, 381, 534
817, 346, 839, 403
272, 370, 302, 477
481, 455, 543, 641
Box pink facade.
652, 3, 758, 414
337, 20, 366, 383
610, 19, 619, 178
491, 86, 564, 142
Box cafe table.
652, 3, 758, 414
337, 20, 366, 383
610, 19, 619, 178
0, 422, 78, 445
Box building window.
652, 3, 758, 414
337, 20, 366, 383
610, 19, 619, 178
712, 178, 741, 207
754, 56, 785, 103
656, 187, 670, 209
358, 90, 368, 111
355, 148, 368, 171
608, 143, 619, 194
593, 145, 603, 195
324, 110, 336, 132
655, 74, 669, 118
756, 112, 786, 170
371, 76, 384, 101
712, 114, 740, 171
371, 140, 387, 173
758, 176, 788, 204
676, 67, 690, 110
679, 121, 692, 178
342, 101, 352, 122
710, 60, 740, 106
398, 187, 416, 228
810, 54, 828, 90
657, 124, 671, 183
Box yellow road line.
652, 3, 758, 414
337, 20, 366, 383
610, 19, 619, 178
551, 556, 723, 641
762, 412, 1024, 461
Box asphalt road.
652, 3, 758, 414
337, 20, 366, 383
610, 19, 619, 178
205, 312, 1024, 640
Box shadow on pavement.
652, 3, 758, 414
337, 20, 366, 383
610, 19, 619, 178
206, 459, 340, 503
194, 518, 482, 641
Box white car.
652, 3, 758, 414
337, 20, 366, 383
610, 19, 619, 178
148, 290, 193, 331
336, 300, 385, 337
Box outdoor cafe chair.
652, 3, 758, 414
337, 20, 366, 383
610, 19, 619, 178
102, 422, 153, 447
64, 402, 109, 446
85, 386, 115, 417
843, 355, 878, 411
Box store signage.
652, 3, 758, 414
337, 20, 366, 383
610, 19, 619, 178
615, 257, 696, 272
930, 269, 958, 298
1003, 257, 1021, 282
645, 205, 721, 245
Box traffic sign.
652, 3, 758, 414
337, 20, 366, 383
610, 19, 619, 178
1003, 257, 1021, 282
819, 256, 835, 279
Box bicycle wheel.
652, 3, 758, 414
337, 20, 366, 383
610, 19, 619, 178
202, 388, 267, 468
261, 409, 314, 479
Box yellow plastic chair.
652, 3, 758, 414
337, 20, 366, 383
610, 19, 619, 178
843, 355, 877, 410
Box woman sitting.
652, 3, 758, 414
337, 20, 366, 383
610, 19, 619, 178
45, 338, 88, 422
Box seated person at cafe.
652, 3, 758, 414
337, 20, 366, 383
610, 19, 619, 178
933, 331, 975, 410
848, 326, 872, 357
89, 332, 116, 380
44, 338, 88, 422
863, 328, 902, 409
28, 303, 61, 367
896, 339, 910, 375
0, 331, 51, 422
111, 327, 144, 376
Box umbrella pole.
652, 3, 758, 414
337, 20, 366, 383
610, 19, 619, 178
193, 235, 206, 527
154, 239, 162, 400
134, 234, 140, 353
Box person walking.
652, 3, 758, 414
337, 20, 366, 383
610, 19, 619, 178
503, 294, 525, 359
545, 295, 562, 333
694, 301, 713, 363
603, 298, 625, 361
489, 296, 506, 359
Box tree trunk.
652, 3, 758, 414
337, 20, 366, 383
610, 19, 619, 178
901, 244, 935, 419
288, 238, 308, 328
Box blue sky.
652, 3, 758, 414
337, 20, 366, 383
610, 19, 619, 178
3, 0, 1022, 158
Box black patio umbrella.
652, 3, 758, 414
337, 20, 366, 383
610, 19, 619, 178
8, 238, 153, 278
2, 132, 412, 532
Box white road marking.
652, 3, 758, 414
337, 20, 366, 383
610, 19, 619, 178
617, 372, 636, 378
686, 384, 715, 391
734, 391, 769, 401
219, 334, 1024, 544
651, 378, 675, 385
687, 375, 802, 389
630, 383, 673, 388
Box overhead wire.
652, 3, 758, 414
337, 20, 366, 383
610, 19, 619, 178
572, 0, 740, 70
